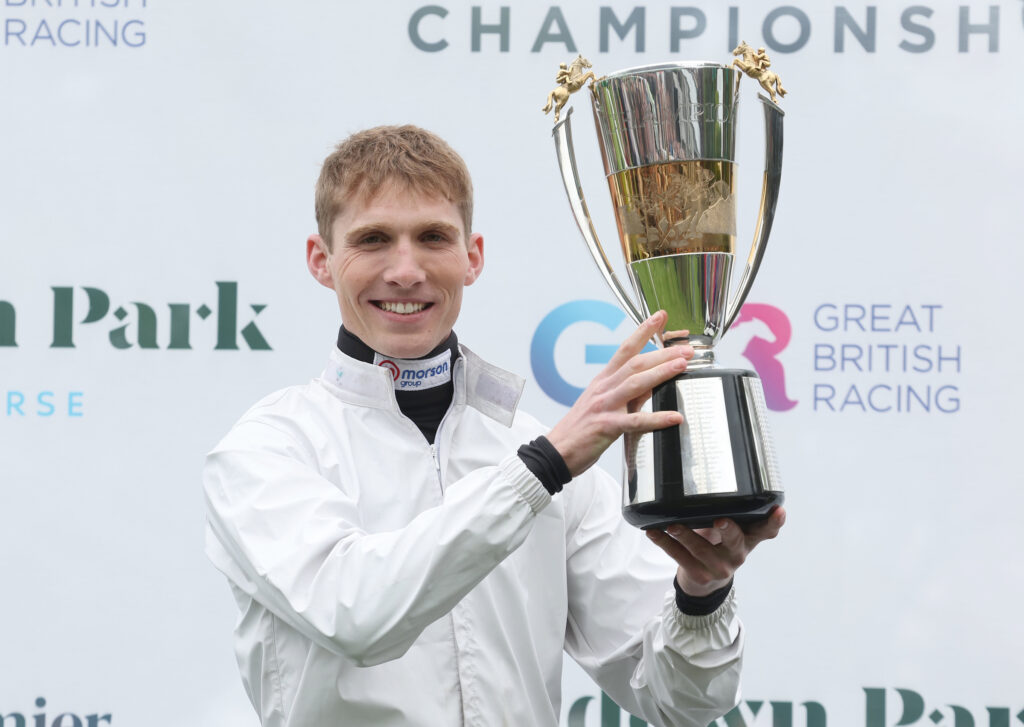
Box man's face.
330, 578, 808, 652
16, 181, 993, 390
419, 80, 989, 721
307, 183, 484, 359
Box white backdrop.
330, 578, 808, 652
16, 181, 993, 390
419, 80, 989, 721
2, 1, 1022, 725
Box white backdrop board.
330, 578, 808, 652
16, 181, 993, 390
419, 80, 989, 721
1, 1, 1022, 725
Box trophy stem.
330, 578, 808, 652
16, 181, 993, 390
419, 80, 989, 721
686, 346, 716, 369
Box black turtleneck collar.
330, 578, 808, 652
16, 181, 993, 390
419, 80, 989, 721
336, 326, 459, 366
336, 326, 459, 444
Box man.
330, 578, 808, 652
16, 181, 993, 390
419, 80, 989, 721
204, 125, 784, 726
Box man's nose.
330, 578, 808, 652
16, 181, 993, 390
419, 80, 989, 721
382, 238, 427, 287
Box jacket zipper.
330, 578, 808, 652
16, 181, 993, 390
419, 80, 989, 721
430, 356, 462, 494
433, 360, 466, 725
430, 443, 442, 489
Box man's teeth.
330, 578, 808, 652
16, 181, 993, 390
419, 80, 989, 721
377, 301, 427, 314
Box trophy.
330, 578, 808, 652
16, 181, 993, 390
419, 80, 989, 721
544, 46, 786, 529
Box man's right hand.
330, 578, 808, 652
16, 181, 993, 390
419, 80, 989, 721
545, 311, 694, 477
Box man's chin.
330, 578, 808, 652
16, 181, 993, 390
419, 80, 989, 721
374, 334, 448, 360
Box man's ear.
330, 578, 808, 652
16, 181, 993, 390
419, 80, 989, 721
306, 235, 335, 290
464, 233, 485, 286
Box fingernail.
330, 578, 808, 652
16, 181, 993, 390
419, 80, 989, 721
716, 521, 730, 531
667, 525, 682, 535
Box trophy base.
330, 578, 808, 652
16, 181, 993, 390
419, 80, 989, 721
623, 367, 783, 531
624, 491, 785, 531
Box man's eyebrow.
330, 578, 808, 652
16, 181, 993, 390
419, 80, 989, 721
343, 224, 390, 244
418, 221, 461, 236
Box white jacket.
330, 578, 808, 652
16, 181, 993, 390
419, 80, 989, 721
204, 345, 743, 727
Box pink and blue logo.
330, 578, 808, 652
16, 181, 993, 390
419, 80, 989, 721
531, 299, 796, 410
730, 302, 797, 411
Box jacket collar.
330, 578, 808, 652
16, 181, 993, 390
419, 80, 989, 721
320, 344, 525, 427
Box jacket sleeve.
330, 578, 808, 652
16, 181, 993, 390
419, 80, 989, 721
562, 467, 743, 727
203, 418, 551, 667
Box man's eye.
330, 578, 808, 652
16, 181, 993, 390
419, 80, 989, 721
359, 234, 386, 245
422, 232, 447, 243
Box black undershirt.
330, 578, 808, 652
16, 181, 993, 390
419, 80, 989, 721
335, 326, 730, 615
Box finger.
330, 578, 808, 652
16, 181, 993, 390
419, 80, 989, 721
666, 524, 741, 579
619, 409, 683, 434
692, 527, 723, 546
711, 519, 745, 552
646, 529, 714, 581
743, 506, 786, 546
626, 388, 652, 414
611, 355, 691, 404
603, 311, 668, 372
618, 343, 693, 375
611, 347, 694, 399
624, 343, 693, 414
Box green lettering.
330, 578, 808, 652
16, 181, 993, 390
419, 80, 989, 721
168, 303, 192, 349
0, 300, 16, 346
51, 286, 109, 348
567, 696, 594, 727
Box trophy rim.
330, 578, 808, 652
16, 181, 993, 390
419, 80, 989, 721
601, 60, 729, 80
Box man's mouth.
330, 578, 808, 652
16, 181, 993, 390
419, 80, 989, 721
374, 301, 431, 315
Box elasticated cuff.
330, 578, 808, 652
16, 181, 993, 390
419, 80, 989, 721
499, 454, 552, 515
674, 578, 734, 616
517, 435, 572, 495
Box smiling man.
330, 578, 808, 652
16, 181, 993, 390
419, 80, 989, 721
203, 125, 784, 727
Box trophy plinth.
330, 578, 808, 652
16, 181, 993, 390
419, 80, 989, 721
546, 53, 787, 528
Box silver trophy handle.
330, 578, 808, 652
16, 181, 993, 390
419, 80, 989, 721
723, 94, 785, 333
553, 107, 646, 327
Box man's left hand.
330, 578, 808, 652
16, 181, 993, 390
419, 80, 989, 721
646, 507, 786, 597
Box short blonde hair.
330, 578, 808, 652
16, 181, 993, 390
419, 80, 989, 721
315, 125, 474, 249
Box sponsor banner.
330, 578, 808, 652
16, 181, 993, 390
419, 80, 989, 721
0, 1, 1020, 725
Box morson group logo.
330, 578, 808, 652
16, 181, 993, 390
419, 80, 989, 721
378, 360, 402, 380
530, 299, 795, 410
375, 351, 453, 390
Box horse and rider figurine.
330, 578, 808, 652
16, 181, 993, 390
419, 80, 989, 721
541, 55, 602, 123
731, 41, 787, 104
